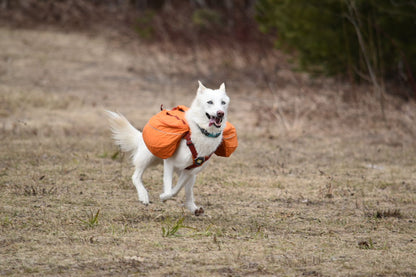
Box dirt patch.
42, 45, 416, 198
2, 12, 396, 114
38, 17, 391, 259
1, 27, 416, 276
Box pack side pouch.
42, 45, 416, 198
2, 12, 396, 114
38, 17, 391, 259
142, 106, 189, 159
215, 121, 238, 157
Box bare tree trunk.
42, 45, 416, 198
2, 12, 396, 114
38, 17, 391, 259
344, 0, 386, 120
1, 0, 9, 9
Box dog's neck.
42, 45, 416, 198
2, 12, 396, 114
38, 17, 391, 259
196, 124, 222, 138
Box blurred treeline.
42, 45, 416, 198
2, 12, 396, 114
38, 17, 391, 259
257, 0, 416, 99
1, 0, 415, 97
0, 0, 262, 45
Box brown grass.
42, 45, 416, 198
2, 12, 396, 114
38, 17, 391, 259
1, 27, 416, 276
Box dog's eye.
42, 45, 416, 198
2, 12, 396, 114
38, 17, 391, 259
207, 101, 213, 105
221, 101, 226, 105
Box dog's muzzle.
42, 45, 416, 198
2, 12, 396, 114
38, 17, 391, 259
206, 111, 224, 128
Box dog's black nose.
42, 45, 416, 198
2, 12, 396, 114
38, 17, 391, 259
217, 110, 224, 118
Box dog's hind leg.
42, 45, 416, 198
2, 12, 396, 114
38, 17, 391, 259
131, 147, 156, 205
132, 168, 149, 205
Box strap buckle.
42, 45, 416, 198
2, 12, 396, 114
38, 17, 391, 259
194, 157, 205, 166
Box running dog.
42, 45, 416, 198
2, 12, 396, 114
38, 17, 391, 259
106, 81, 236, 215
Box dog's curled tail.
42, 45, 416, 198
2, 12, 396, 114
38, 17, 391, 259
106, 111, 141, 153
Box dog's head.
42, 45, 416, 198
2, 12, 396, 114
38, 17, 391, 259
189, 81, 230, 131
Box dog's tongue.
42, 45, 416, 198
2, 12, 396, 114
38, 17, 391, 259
209, 117, 222, 127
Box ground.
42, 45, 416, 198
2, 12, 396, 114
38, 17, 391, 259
0, 27, 416, 276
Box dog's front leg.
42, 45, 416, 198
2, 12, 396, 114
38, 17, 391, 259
160, 159, 174, 200
184, 174, 204, 216
159, 171, 191, 202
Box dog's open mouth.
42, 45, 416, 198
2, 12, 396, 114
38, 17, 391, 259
206, 113, 223, 128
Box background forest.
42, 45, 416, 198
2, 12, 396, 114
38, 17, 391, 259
2, 0, 416, 100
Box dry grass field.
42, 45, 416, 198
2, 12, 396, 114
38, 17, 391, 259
1, 27, 416, 276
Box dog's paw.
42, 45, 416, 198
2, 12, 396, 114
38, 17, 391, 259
194, 207, 204, 216
139, 196, 150, 205
159, 192, 172, 202
140, 199, 150, 206
137, 187, 150, 205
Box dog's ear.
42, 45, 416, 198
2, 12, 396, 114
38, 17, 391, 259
219, 82, 226, 92
197, 80, 206, 94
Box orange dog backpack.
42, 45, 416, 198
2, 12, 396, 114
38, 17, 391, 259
142, 105, 237, 160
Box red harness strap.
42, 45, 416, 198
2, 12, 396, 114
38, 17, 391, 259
184, 132, 213, 170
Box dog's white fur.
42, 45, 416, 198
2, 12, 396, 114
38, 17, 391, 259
107, 81, 230, 215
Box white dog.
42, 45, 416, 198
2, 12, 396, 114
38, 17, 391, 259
106, 81, 232, 215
